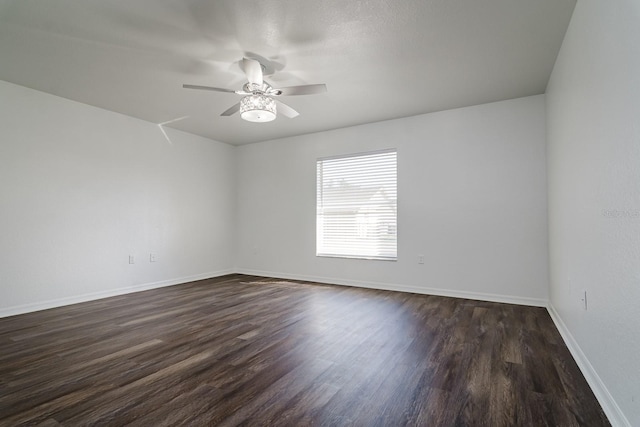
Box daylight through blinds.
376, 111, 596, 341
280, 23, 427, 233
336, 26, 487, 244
316, 149, 397, 260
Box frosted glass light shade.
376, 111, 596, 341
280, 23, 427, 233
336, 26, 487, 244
240, 94, 276, 122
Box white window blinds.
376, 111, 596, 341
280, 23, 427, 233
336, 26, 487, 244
316, 149, 397, 260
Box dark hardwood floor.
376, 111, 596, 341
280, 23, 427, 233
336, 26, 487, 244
0, 274, 609, 426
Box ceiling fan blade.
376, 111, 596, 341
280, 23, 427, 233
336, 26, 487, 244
275, 100, 300, 118
183, 84, 236, 93
242, 57, 263, 86
274, 83, 327, 96
221, 102, 241, 116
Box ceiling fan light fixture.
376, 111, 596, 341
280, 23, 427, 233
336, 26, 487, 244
240, 94, 276, 123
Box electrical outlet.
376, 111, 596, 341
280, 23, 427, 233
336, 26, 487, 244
128, 255, 135, 264
418, 255, 425, 264
150, 253, 158, 263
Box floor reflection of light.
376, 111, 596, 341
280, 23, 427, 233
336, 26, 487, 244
236, 279, 434, 393
301, 290, 426, 367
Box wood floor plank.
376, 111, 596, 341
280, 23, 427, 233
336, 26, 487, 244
0, 274, 610, 426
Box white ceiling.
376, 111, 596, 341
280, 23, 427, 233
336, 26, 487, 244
0, 0, 576, 145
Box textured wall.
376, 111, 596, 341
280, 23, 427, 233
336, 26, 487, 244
546, 0, 640, 425
0, 81, 236, 315
236, 95, 549, 305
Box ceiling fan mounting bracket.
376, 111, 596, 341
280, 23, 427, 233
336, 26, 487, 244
245, 57, 274, 76
243, 82, 268, 94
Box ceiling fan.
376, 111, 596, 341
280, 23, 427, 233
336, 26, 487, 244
183, 57, 327, 123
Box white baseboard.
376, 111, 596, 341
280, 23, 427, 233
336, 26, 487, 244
547, 304, 630, 427
1, 268, 547, 318
235, 268, 548, 307
0, 269, 234, 318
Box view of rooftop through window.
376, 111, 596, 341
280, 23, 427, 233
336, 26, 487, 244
316, 149, 397, 260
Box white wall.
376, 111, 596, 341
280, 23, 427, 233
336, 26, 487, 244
546, 1, 640, 425
0, 80, 236, 316
236, 95, 549, 305
1, 85, 548, 315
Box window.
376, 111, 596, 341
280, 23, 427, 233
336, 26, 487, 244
316, 149, 397, 260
